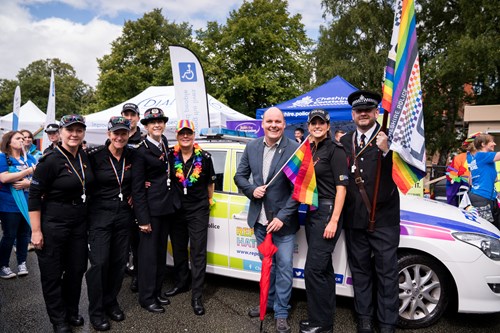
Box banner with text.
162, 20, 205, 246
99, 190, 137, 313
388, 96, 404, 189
169, 46, 210, 134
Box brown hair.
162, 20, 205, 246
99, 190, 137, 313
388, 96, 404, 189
0, 131, 23, 155
473, 133, 494, 151
20, 129, 33, 139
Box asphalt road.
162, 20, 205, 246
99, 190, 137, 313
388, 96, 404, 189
1, 251, 500, 333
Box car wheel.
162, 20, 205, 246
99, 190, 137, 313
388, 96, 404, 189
397, 253, 450, 329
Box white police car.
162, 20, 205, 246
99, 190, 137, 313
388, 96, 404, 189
175, 128, 500, 329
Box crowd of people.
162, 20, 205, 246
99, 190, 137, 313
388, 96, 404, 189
0, 89, 498, 333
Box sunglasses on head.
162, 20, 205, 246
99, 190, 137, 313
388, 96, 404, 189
60, 114, 85, 125
110, 116, 131, 126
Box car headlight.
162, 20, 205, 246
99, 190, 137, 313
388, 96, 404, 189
452, 232, 500, 261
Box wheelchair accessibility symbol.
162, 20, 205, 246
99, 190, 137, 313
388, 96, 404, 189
179, 62, 197, 82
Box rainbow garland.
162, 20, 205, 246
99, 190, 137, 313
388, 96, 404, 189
174, 143, 203, 187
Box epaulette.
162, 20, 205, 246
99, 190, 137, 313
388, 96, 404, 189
332, 139, 343, 148
202, 150, 212, 159
86, 145, 106, 156
38, 151, 54, 163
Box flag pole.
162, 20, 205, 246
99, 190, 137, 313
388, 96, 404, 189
265, 135, 310, 188
367, 110, 389, 232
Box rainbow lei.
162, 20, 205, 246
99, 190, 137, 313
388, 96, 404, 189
174, 143, 203, 188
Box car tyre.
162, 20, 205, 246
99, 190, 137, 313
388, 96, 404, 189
397, 252, 450, 329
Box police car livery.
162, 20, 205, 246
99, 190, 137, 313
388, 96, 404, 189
167, 129, 500, 329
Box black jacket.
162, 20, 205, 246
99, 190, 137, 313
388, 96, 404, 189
131, 136, 180, 225
340, 123, 400, 229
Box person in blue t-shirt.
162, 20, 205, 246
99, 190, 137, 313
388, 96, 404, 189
466, 133, 500, 227
0, 131, 36, 279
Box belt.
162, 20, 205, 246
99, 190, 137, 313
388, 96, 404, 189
50, 199, 85, 206
318, 199, 334, 205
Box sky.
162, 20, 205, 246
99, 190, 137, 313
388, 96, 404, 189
0, 0, 327, 88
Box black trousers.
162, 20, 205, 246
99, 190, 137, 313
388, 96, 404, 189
36, 201, 88, 325
86, 200, 133, 322
171, 206, 209, 300
304, 200, 342, 327
138, 214, 171, 307
345, 226, 400, 328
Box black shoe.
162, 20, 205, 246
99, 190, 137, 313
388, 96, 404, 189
130, 277, 138, 293
163, 285, 189, 297
299, 326, 332, 333
106, 308, 125, 322
91, 319, 111, 331
143, 303, 165, 313
156, 296, 171, 306
53, 323, 72, 333
67, 314, 84, 326
300, 320, 310, 329
247, 305, 272, 318
357, 318, 373, 333
191, 298, 205, 316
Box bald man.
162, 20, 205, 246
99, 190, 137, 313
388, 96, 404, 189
234, 107, 300, 333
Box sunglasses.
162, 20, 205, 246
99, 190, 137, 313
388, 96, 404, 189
109, 116, 131, 127
60, 114, 85, 126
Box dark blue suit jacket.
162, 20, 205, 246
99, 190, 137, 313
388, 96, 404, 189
234, 136, 299, 236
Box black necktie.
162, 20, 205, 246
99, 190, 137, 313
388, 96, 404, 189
359, 134, 366, 148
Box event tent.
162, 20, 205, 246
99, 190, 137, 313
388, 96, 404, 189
0, 100, 46, 135
256, 75, 361, 124
85, 86, 253, 144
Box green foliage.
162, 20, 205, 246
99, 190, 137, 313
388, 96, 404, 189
196, 0, 314, 117
96, 9, 194, 109
316, 0, 393, 90
0, 58, 94, 119
318, 0, 500, 164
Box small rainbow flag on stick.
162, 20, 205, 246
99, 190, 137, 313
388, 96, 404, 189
282, 140, 318, 208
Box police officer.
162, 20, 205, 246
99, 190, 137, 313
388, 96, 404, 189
164, 120, 215, 316
85, 117, 135, 331
43, 123, 60, 154
131, 108, 180, 313
120, 103, 143, 292
299, 109, 349, 333
29, 114, 94, 333
340, 91, 400, 333
121, 103, 143, 148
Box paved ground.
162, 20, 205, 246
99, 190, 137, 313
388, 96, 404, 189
1, 251, 500, 333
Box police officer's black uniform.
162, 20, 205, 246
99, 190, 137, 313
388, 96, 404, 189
340, 90, 400, 333
124, 127, 144, 292
132, 137, 180, 310
169, 146, 215, 306
85, 144, 134, 326
29, 145, 94, 328
303, 137, 349, 330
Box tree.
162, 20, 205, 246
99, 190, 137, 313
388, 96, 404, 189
318, 0, 500, 165
0, 58, 94, 119
0, 79, 19, 116
96, 9, 194, 109
196, 0, 314, 117
315, 0, 394, 90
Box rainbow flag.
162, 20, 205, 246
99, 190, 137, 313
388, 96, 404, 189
382, 0, 426, 194
283, 141, 318, 208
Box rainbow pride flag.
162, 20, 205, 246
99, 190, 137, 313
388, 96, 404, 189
382, 0, 426, 194
283, 141, 318, 208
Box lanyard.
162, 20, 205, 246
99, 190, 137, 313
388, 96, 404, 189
109, 156, 125, 201
56, 146, 86, 202
182, 162, 194, 195
160, 142, 171, 187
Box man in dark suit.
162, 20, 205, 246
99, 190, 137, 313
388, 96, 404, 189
234, 107, 299, 333
340, 91, 400, 333
131, 108, 180, 313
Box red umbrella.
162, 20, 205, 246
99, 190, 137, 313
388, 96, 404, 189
257, 233, 278, 332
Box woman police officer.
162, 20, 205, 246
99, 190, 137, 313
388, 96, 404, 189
29, 114, 94, 333
85, 116, 135, 331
